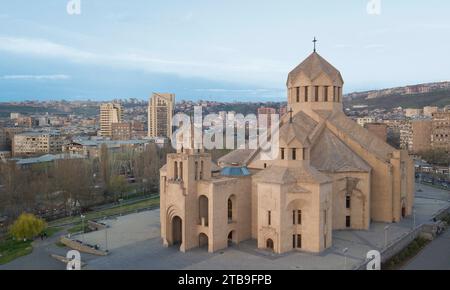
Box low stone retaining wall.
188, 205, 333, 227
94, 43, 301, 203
60, 237, 108, 256
88, 220, 108, 231
357, 204, 450, 270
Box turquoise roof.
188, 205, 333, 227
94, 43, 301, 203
221, 167, 251, 177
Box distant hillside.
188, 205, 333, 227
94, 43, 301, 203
344, 82, 450, 110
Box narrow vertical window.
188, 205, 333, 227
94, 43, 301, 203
296, 87, 300, 102
346, 195, 351, 209
302, 148, 307, 160
268, 211, 272, 226
304, 87, 309, 102
297, 235, 302, 249
281, 148, 285, 160
324, 86, 329, 102
200, 160, 204, 180
174, 161, 178, 179
293, 235, 296, 249
297, 210, 302, 225
293, 210, 296, 225
195, 161, 198, 180
315, 86, 319, 102
324, 209, 327, 225
292, 148, 297, 160
179, 162, 183, 180
346, 216, 351, 228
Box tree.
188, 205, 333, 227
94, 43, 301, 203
9, 213, 47, 241
418, 149, 450, 166
100, 144, 111, 188
108, 175, 129, 201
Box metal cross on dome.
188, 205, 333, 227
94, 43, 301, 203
313, 37, 318, 52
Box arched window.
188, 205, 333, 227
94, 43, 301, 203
346, 194, 351, 209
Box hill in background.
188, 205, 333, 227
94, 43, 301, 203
344, 81, 450, 110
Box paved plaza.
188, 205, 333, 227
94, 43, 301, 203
1, 183, 448, 270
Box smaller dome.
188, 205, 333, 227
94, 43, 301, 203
287, 52, 343, 87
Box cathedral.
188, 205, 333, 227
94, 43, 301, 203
159, 49, 415, 254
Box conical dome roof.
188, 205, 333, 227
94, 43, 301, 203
287, 52, 343, 87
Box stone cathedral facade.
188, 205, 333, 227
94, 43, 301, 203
159, 50, 415, 254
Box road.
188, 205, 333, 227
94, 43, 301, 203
402, 230, 450, 270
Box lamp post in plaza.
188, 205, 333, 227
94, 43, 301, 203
384, 225, 390, 249
81, 214, 86, 244
343, 248, 349, 270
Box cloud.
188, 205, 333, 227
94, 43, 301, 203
0, 36, 286, 85
0, 74, 71, 80
0, 36, 95, 61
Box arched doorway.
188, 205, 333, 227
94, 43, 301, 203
199, 196, 209, 226
199, 233, 209, 250
266, 239, 274, 251
172, 216, 182, 246
228, 230, 237, 246
402, 206, 406, 218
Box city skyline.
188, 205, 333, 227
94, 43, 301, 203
1, 1, 450, 102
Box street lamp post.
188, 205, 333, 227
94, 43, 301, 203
384, 225, 390, 249
81, 214, 86, 244
343, 248, 349, 270
105, 226, 108, 252
413, 208, 416, 229
119, 199, 124, 216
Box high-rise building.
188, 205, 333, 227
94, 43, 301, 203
148, 93, 175, 139
431, 111, 450, 151
411, 120, 432, 153
100, 103, 123, 137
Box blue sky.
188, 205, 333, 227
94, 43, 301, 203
0, 0, 449, 102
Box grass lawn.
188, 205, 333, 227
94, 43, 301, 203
382, 237, 430, 270
49, 196, 160, 227
45, 227, 63, 238
0, 237, 33, 265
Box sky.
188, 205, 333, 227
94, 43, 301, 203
0, 0, 450, 102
